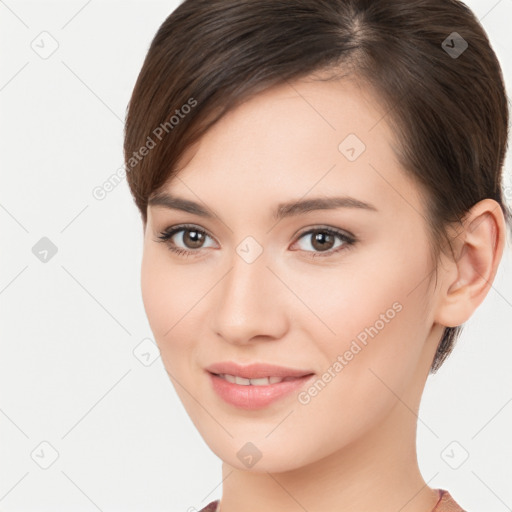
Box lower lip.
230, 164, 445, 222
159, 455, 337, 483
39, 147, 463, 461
208, 372, 315, 410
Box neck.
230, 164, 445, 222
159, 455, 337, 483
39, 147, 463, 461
219, 386, 439, 512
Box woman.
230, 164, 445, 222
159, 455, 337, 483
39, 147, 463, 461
123, 1, 510, 510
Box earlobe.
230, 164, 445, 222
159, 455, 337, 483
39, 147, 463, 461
434, 199, 506, 328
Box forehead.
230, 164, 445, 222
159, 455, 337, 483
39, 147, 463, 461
152, 76, 422, 224
169, 76, 395, 175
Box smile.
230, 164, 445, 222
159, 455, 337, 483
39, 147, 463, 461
207, 371, 315, 410
214, 373, 305, 386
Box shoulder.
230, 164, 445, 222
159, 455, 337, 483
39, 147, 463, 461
198, 500, 220, 512
197, 492, 468, 512
433, 489, 467, 512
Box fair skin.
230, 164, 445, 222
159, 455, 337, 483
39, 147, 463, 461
141, 75, 505, 512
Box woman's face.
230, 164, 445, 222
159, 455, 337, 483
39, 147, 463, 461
141, 76, 446, 472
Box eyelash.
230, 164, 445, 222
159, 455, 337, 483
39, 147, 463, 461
155, 223, 356, 259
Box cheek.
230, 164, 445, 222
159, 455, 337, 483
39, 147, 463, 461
291, 247, 431, 356
141, 249, 170, 336
141, 247, 189, 350
275, 276, 433, 468
295, 241, 434, 399
140, 246, 212, 373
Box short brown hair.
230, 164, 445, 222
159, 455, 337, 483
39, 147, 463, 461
124, 0, 511, 372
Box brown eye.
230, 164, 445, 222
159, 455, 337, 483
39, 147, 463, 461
310, 230, 336, 252
182, 228, 206, 249
294, 227, 355, 258
156, 225, 216, 256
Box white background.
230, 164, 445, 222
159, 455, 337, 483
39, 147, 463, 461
1, 1, 511, 511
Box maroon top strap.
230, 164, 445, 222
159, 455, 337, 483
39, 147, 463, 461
198, 489, 466, 512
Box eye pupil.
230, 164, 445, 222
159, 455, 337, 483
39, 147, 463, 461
312, 230, 335, 251
184, 229, 204, 248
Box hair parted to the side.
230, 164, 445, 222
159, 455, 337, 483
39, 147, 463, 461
123, 0, 510, 373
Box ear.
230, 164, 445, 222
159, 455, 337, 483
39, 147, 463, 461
433, 199, 506, 328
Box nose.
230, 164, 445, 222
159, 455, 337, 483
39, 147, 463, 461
210, 248, 289, 345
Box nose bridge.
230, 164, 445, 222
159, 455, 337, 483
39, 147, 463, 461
212, 241, 288, 343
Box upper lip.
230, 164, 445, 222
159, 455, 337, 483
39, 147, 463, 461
205, 362, 314, 379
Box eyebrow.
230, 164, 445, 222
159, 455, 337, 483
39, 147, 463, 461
148, 192, 378, 221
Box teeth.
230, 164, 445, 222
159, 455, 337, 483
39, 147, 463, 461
235, 376, 251, 385
219, 374, 286, 385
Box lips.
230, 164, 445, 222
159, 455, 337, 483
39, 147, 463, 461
208, 372, 315, 410
205, 361, 315, 410
205, 361, 314, 380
